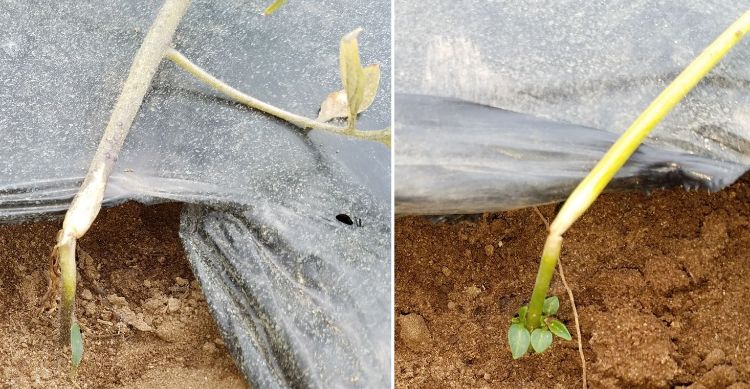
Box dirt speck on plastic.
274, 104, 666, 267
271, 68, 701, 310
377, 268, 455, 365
396, 175, 750, 388
0, 202, 246, 388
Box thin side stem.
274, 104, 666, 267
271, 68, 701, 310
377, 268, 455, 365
164, 48, 391, 146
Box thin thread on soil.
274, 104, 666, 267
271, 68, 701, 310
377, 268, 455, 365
556, 256, 587, 389
532, 206, 550, 231
533, 206, 587, 389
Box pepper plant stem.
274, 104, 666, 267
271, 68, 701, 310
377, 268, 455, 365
550, 8, 750, 237
525, 8, 750, 331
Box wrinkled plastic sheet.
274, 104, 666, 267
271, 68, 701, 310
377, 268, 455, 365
395, 1, 750, 215
0, 1, 391, 387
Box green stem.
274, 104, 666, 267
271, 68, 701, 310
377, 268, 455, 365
164, 49, 391, 147
526, 234, 562, 330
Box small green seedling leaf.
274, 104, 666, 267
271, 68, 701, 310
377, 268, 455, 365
262, 0, 287, 16
530, 328, 553, 353
508, 323, 530, 359
518, 305, 528, 322
543, 296, 559, 316
549, 319, 572, 341
70, 322, 84, 368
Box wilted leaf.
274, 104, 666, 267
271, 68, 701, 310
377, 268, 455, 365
530, 328, 553, 353
262, 0, 287, 16
543, 296, 559, 316
549, 319, 572, 341
361, 63, 380, 112
317, 64, 380, 122
70, 322, 84, 368
339, 27, 365, 128
508, 323, 530, 359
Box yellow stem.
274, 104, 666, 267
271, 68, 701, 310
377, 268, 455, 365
550, 8, 750, 237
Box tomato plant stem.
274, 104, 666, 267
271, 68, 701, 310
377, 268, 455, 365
56, 0, 191, 357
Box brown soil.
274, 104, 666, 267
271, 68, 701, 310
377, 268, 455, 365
395, 176, 750, 389
0, 202, 247, 388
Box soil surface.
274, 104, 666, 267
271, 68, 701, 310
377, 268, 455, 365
395, 176, 750, 389
0, 202, 247, 388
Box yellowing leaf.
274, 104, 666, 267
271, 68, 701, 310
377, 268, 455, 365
262, 0, 287, 16
361, 63, 381, 114
339, 27, 365, 129
317, 64, 380, 123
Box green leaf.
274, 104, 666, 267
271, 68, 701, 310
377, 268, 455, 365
543, 296, 559, 316
70, 322, 84, 368
549, 319, 572, 341
262, 0, 287, 16
507, 323, 530, 359
518, 305, 528, 322
530, 328, 553, 353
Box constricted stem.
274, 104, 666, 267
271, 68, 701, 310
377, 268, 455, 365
56, 231, 77, 343
164, 48, 391, 147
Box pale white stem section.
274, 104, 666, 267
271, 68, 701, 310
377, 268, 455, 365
61, 0, 192, 241
164, 48, 391, 146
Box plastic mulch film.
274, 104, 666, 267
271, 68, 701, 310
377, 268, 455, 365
395, 1, 750, 215
1, 1, 390, 387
